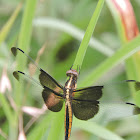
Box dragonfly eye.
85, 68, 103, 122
66, 69, 78, 77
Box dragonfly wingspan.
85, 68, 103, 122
11, 47, 64, 112
11, 47, 140, 140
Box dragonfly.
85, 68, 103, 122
11, 47, 140, 140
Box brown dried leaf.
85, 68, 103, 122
112, 0, 139, 40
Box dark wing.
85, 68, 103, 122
39, 70, 64, 112
72, 99, 99, 120
42, 86, 64, 112
72, 86, 103, 120
39, 69, 63, 94
13, 71, 64, 112
72, 81, 140, 121
73, 86, 103, 100
11, 47, 64, 112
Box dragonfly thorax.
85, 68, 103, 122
65, 69, 78, 89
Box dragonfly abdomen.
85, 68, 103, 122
65, 100, 73, 140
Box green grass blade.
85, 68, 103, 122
73, 119, 124, 140
47, 111, 65, 140
33, 17, 114, 56
27, 111, 64, 140
106, 0, 140, 121
0, 3, 22, 46
0, 93, 18, 140
11, 0, 37, 139
72, 0, 104, 70
105, 0, 126, 44
0, 94, 13, 123
27, 113, 53, 140
40, 1, 105, 139
15, 0, 38, 105
80, 35, 140, 86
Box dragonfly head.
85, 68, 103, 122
66, 69, 78, 78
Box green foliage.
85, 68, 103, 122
0, 0, 140, 140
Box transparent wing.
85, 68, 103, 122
94, 102, 140, 122
72, 80, 140, 121
11, 47, 64, 94
11, 47, 65, 112
13, 71, 64, 112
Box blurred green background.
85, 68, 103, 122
0, 0, 140, 140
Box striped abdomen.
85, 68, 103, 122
65, 100, 73, 140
